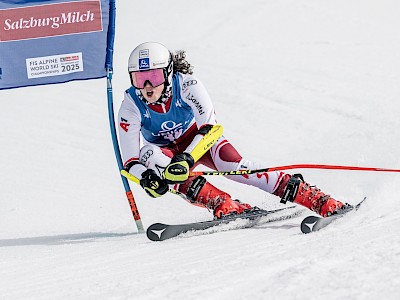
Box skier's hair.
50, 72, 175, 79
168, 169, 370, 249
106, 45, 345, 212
172, 50, 194, 75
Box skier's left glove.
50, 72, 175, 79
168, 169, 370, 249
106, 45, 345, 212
163, 153, 195, 184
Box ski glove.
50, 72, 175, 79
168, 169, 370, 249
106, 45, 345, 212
163, 153, 195, 184
140, 169, 169, 198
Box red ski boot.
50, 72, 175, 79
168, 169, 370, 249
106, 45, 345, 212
179, 176, 252, 219
213, 198, 252, 219
274, 174, 350, 217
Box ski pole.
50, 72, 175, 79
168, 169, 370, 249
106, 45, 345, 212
189, 163, 400, 177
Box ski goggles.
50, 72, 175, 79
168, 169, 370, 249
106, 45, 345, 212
130, 69, 166, 89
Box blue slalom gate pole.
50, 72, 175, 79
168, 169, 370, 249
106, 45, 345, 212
105, 0, 144, 233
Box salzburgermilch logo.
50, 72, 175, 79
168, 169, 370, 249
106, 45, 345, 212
0, 0, 102, 42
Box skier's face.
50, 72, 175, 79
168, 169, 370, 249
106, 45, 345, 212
140, 81, 164, 103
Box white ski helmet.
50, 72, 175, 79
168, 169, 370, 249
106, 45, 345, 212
128, 42, 173, 89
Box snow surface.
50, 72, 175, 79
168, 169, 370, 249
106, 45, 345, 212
1, 0, 400, 299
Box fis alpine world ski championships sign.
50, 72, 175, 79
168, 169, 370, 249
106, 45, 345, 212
0, 0, 115, 90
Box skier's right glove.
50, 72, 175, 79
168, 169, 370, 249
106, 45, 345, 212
140, 169, 169, 198
163, 153, 195, 184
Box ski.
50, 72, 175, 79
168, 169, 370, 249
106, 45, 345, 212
300, 197, 367, 234
147, 206, 300, 241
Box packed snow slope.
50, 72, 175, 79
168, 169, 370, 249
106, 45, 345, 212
1, 0, 400, 299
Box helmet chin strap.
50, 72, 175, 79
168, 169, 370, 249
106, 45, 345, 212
155, 54, 173, 104
154, 69, 173, 104
155, 83, 172, 104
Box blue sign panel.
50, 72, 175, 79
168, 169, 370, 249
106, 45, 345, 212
0, 0, 115, 90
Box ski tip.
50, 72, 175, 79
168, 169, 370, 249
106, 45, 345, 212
146, 223, 168, 242
300, 196, 367, 234
300, 216, 320, 234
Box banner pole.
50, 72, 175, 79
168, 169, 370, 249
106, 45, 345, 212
106, 69, 144, 233
105, 0, 144, 233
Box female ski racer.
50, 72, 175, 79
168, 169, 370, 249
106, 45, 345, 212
118, 42, 349, 219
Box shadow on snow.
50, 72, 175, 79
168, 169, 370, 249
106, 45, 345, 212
0, 232, 139, 247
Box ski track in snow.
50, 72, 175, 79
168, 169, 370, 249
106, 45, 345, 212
1, 0, 400, 299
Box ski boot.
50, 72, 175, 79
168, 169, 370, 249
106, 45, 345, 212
179, 176, 252, 219
213, 198, 253, 219
274, 174, 351, 217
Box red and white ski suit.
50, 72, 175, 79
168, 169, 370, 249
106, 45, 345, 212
118, 72, 286, 197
